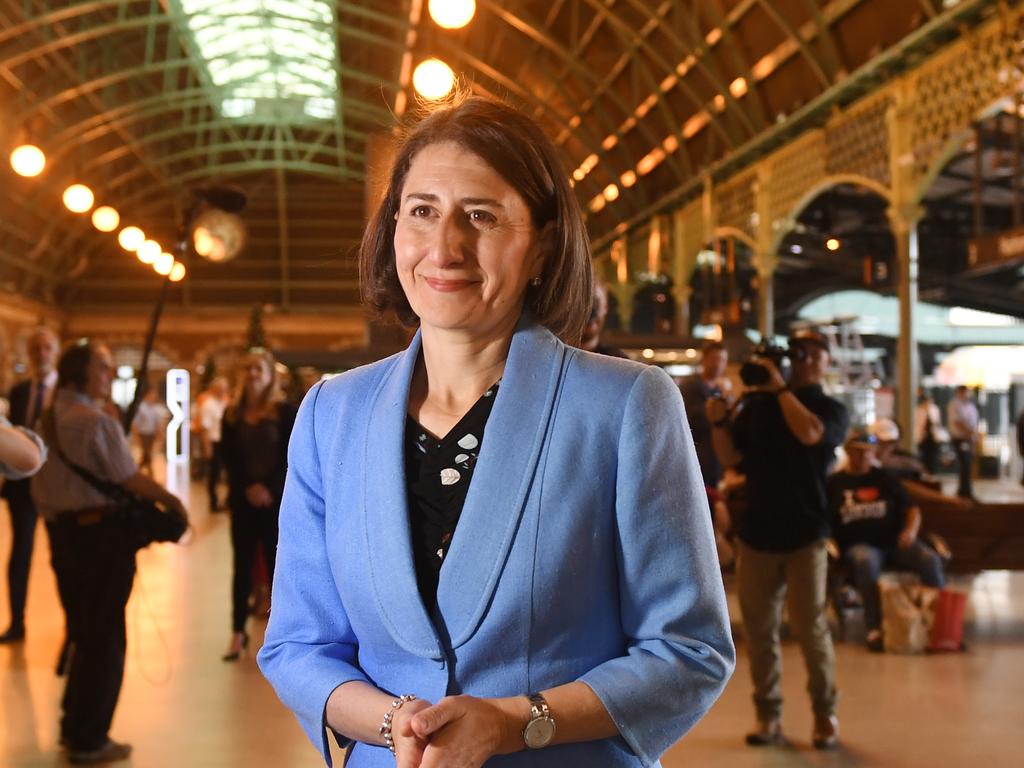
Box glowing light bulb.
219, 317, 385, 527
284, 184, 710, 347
10, 145, 46, 177
169, 262, 186, 282
154, 252, 175, 276
413, 58, 455, 100
118, 226, 145, 252
826, 237, 840, 251
428, 0, 475, 29
91, 206, 120, 232
137, 240, 161, 264
193, 226, 214, 256
62, 184, 95, 214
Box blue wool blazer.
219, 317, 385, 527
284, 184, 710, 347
258, 317, 735, 768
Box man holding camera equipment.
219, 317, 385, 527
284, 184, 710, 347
707, 328, 848, 750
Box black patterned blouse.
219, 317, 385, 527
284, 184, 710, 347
405, 381, 500, 607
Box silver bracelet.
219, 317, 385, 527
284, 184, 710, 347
379, 694, 417, 755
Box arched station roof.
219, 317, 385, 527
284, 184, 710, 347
0, 0, 1008, 310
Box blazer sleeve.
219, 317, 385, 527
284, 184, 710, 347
578, 365, 735, 766
256, 382, 371, 765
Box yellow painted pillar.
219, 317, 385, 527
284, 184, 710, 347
887, 82, 923, 453
753, 167, 778, 339
609, 237, 636, 331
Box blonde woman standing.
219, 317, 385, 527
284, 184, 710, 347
220, 348, 296, 661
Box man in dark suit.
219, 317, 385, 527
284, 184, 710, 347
1, 327, 59, 643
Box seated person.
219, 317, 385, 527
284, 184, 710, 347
870, 418, 972, 511
870, 418, 927, 480
827, 428, 945, 652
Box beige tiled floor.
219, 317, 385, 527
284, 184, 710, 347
2, 468, 1022, 767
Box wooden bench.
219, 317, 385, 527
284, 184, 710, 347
922, 502, 1024, 573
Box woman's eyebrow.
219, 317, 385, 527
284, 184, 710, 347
402, 192, 505, 209
460, 197, 504, 208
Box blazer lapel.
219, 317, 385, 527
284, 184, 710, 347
435, 318, 567, 648
362, 330, 443, 659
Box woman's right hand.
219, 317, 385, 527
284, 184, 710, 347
391, 697, 432, 768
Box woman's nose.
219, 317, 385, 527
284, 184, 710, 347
427, 215, 469, 267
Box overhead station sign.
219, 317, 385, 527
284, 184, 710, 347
966, 225, 1024, 274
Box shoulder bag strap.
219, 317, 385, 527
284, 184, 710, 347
41, 408, 127, 503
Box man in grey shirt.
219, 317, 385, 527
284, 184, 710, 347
32, 341, 186, 765
946, 385, 979, 500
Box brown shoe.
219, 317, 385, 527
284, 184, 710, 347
745, 719, 784, 746
812, 714, 839, 750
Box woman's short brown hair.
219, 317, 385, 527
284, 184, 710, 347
360, 95, 593, 343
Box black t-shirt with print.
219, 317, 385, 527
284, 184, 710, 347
405, 381, 499, 608
731, 385, 849, 552
827, 467, 910, 551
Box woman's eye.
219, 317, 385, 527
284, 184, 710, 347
410, 205, 432, 217
468, 209, 496, 224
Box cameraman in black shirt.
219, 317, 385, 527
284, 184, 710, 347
708, 328, 848, 750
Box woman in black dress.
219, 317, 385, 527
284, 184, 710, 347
220, 348, 296, 660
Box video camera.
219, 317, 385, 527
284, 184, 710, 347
739, 329, 828, 387
737, 340, 817, 387
739, 340, 788, 386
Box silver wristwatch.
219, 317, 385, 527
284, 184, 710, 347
522, 692, 556, 749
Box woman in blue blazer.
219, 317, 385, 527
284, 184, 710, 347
258, 96, 734, 768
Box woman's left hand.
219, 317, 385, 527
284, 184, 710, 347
410, 695, 519, 768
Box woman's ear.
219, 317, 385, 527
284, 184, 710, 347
533, 221, 556, 277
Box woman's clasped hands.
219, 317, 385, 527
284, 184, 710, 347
391, 694, 522, 768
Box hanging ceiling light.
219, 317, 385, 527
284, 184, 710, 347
826, 237, 840, 251
118, 226, 145, 252
428, 0, 475, 29
191, 209, 245, 263
137, 240, 162, 264
91, 206, 120, 232
413, 58, 455, 100
62, 184, 95, 214
169, 262, 187, 282
10, 145, 46, 177
154, 252, 175, 276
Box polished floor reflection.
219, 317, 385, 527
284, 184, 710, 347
1, 469, 1022, 767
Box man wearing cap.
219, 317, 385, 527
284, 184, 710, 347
708, 328, 848, 750
828, 428, 945, 652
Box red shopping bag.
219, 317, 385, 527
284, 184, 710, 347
928, 588, 967, 652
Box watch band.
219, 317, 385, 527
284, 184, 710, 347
523, 692, 556, 749
528, 692, 550, 718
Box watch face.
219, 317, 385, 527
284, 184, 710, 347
524, 717, 555, 748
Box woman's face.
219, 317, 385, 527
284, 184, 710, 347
243, 355, 273, 398
85, 346, 114, 401
393, 141, 546, 341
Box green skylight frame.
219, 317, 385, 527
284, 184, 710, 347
171, 0, 339, 122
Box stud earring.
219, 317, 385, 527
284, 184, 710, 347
530, 276, 542, 287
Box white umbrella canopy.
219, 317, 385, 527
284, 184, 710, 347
935, 346, 1024, 390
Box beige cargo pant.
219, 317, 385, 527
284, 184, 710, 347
736, 539, 837, 722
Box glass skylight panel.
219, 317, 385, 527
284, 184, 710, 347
173, 0, 338, 121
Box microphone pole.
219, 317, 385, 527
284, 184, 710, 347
122, 200, 200, 434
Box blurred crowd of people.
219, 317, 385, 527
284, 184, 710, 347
0, 327, 306, 763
